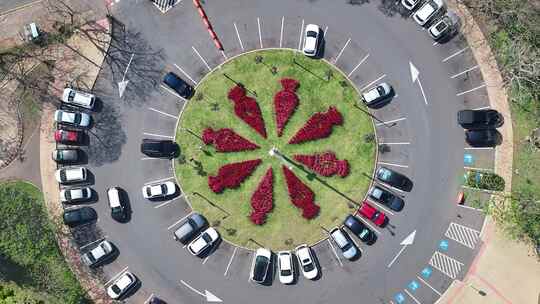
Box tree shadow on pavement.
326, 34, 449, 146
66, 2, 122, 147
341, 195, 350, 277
377, 0, 412, 18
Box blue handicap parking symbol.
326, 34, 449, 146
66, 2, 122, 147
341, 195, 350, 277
408, 280, 420, 292
464, 153, 474, 165
394, 293, 406, 303
421, 267, 432, 279
439, 240, 449, 251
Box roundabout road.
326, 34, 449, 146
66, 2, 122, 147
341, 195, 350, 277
72, 0, 493, 302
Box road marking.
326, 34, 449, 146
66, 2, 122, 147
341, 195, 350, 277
442, 47, 469, 62
323, 26, 328, 37
464, 166, 493, 171
148, 107, 178, 119
472, 105, 490, 110
174, 64, 197, 84
450, 65, 479, 79
360, 74, 386, 91
333, 38, 351, 64
142, 132, 174, 139
154, 195, 183, 209
224, 247, 238, 276
433, 41, 439, 46
141, 157, 163, 161
104, 266, 129, 286
464, 147, 494, 150
179, 280, 205, 297
347, 53, 370, 77
458, 204, 483, 212
416, 276, 442, 295
378, 142, 410, 145
404, 289, 422, 304
365, 198, 395, 216
376, 181, 406, 194
202, 255, 211, 265
279, 17, 284, 48
233, 22, 244, 51
376, 117, 406, 126
378, 161, 409, 168
429, 251, 464, 279
445, 222, 480, 249
257, 17, 263, 48
327, 239, 343, 267
145, 176, 174, 185
353, 214, 381, 234
144, 293, 155, 304
456, 84, 486, 96
192, 46, 211, 71
80, 237, 107, 250
167, 211, 194, 230
220, 50, 228, 60
160, 84, 186, 101
298, 19, 304, 50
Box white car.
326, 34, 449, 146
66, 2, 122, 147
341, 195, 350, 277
55, 167, 88, 184
277, 251, 295, 284
361, 83, 393, 108
302, 24, 320, 57
330, 227, 359, 260
141, 181, 176, 199
107, 187, 127, 221
106, 271, 137, 299
295, 244, 318, 280
250, 248, 272, 284
187, 227, 220, 256
413, 0, 444, 26
401, 0, 422, 10
62, 88, 96, 109
59, 187, 92, 204
81, 240, 114, 267
54, 110, 91, 128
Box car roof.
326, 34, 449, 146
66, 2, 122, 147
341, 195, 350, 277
107, 187, 121, 207
115, 273, 134, 289
330, 229, 349, 247
65, 167, 84, 179
360, 203, 376, 217
278, 253, 292, 269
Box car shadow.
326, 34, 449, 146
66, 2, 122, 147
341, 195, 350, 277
116, 187, 133, 223
308, 249, 323, 281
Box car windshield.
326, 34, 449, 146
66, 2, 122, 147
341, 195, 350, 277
435, 21, 448, 32
73, 113, 81, 124
68, 91, 76, 101
60, 170, 67, 180
111, 285, 121, 294
146, 188, 152, 197
377, 86, 385, 95
281, 269, 292, 276
307, 31, 317, 38
303, 261, 315, 271
371, 188, 383, 199
160, 184, 167, 194
254, 256, 269, 280
202, 233, 212, 243
80, 188, 88, 197
379, 169, 392, 180
359, 229, 369, 238
86, 252, 96, 262
65, 191, 72, 200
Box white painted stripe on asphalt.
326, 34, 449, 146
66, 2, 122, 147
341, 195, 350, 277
456, 84, 486, 96
433, 41, 439, 46
442, 47, 469, 62
365, 198, 395, 216
148, 107, 178, 119
376, 117, 406, 126
233, 22, 244, 51
104, 266, 129, 286
348, 53, 370, 77
404, 289, 422, 304
464, 166, 493, 171
221, 50, 228, 60
144, 293, 155, 304
429, 251, 463, 279
298, 19, 304, 50
192, 46, 211, 71
80, 237, 107, 250
377, 181, 406, 194
179, 280, 204, 297
143, 132, 174, 139
167, 211, 194, 230
279, 17, 284, 48
417, 276, 442, 296
257, 17, 263, 48
174, 63, 197, 84
378, 161, 409, 168
224, 247, 238, 276
458, 204, 483, 212
354, 214, 381, 235
450, 65, 479, 79
145, 176, 174, 185
360, 74, 386, 91
333, 38, 351, 64
154, 195, 183, 209
472, 105, 490, 110
378, 142, 410, 145
445, 222, 480, 249
327, 239, 343, 267
160, 84, 186, 102
464, 147, 494, 150
480, 217, 488, 238
202, 255, 210, 265
141, 157, 162, 161
324, 26, 328, 37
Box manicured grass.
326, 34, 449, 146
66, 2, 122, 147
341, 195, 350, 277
176, 50, 375, 250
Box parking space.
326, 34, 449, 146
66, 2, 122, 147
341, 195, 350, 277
463, 149, 495, 170
311, 240, 343, 272
375, 123, 410, 144
258, 16, 282, 48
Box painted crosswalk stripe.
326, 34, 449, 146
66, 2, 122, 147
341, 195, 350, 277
429, 251, 463, 279
445, 222, 480, 249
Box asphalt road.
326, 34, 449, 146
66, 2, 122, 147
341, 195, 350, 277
0, 0, 39, 14
61, 0, 493, 303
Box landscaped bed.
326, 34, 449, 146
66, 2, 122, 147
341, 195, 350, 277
175, 50, 375, 250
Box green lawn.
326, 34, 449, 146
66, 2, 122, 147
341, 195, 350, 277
175, 50, 375, 250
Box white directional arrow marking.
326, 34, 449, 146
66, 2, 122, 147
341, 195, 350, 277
387, 230, 416, 268
180, 280, 223, 303
409, 62, 428, 105
118, 53, 134, 98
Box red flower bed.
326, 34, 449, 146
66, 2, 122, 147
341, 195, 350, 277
282, 166, 320, 219
208, 159, 262, 193
202, 128, 259, 152
294, 152, 350, 177
274, 78, 299, 137
288, 106, 343, 144
249, 168, 274, 225
227, 85, 267, 138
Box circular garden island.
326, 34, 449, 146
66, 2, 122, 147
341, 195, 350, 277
175, 49, 376, 250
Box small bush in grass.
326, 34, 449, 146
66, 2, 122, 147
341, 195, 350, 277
466, 170, 505, 191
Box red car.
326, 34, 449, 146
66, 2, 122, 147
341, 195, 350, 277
54, 129, 82, 144
358, 202, 387, 227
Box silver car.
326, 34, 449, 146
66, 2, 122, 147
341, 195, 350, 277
59, 187, 92, 204
362, 83, 393, 107
428, 11, 459, 40
81, 240, 114, 267
330, 227, 359, 260
173, 213, 207, 244
413, 0, 444, 26
54, 110, 91, 128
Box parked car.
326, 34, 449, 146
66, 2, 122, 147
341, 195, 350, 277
59, 187, 92, 204
54, 129, 83, 144
62, 88, 96, 109
302, 24, 320, 57
250, 248, 272, 284
413, 0, 444, 26
277, 251, 295, 284
428, 11, 459, 40
54, 110, 91, 128
141, 139, 178, 158
107, 187, 128, 221
401, 0, 422, 10
358, 202, 387, 227
63, 206, 97, 227
141, 181, 176, 199
163, 72, 194, 99
457, 109, 504, 130
52, 148, 81, 163
296, 244, 318, 280
147, 296, 167, 304
329, 227, 359, 260
55, 167, 88, 184
465, 129, 501, 147
343, 214, 375, 244
81, 240, 114, 267
376, 167, 413, 192
187, 227, 219, 256
368, 186, 404, 211
173, 213, 207, 244
107, 271, 137, 299
361, 83, 393, 108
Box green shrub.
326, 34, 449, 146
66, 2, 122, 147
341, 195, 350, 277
466, 170, 505, 191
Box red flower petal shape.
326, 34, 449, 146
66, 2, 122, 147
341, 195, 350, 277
293, 151, 350, 177
227, 85, 267, 138
288, 106, 343, 144
282, 166, 320, 219
274, 78, 299, 137
202, 128, 260, 152
249, 168, 274, 225
208, 159, 262, 193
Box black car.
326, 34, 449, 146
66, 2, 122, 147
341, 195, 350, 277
63, 207, 97, 227
343, 215, 375, 244
368, 186, 404, 212
465, 129, 501, 147
52, 149, 81, 164
457, 109, 504, 130
141, 139, 178, 158
375, 167, 413, 192
148, 297, 167, 304
163, 72, 194, 99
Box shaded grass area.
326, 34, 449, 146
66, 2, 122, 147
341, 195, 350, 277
0, 181, 89, 303
176, 50, 375, 250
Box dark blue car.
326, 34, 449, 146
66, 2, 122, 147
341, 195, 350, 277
163, 72, 194, 99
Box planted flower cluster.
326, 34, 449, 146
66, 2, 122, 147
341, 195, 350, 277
288, 106, 343, 144
208, 159, 262, 193
274, 78, 299, 137
202, 127, 260, 152
294, 152, 350, 177
227, 85, 267, 138
249, 168, 274, 225
282, 166, 320, 219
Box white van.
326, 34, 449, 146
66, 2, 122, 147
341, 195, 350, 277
62, 88, 96, 109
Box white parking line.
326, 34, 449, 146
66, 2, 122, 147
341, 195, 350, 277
458, 204, 483, 212
80, 237, 107, 250
257, 17, 263, 48
375, 117, 406, 126
377, 181, 406, 194
378, 142, 410, 145
354, 214, 381, 234
220, 50, 228, 60
174, 63, 197, 84
472, 105, 490, 110
347, 53, 370, 77
450, 65, 479, 79
464, 166, 493, 171
360, 74, 386, 91
404, 289, 422, 304
429, 251, 464, 279
442, 47, 469, 62
323, 26, 328, 36
279, 17, 284, 48
144, 293, 155, 304
104, 266, 129, 286
464, 147, 494, 150
298, 19, 304, 50
333, 38, 351, 64
142, 132, 174, 139
233, 22, 244, 51
154, 195, 183, 209
167, 211, 194, 230
148, 107, 178, 119
160, 84, 186, 101
417, 275, 442, 296
378, 161, 409, 168
327, 239, 343, 267
192, 46, 211, 71
145, 176, 174, 185
224, 247, 238, 276
433, 41, 438, 46
456, 84, 486, 96
365, 198, 395, 216
445, 222, 480, 249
